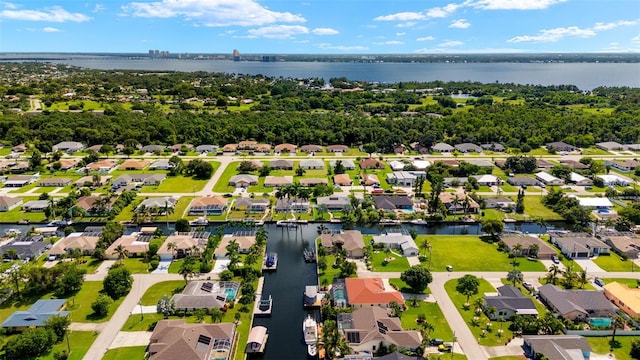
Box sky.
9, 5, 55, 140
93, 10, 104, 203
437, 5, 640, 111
0, 0, 639, 54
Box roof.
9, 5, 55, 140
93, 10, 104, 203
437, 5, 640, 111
317, 196, 350, 208
372, 196, 413, 210
604, 235, 640, 255
569, 172, 590, 183
39, 177, 72, 185
234, 198, 269, 208
345, 277, 404, 305
1, 299, 68, 328
269, 159, 294, 168
149, 320, 235, 360
274, 143, 297, 152
327, 144, 349, 151
119, 159, 150, 169
464, 159, 493, 167
229, 174, 258, 184
300, 144, 323, 152
343, 306, 421, 348
538, 284, 617, 317
603, 282, 640, 315
546, 141, 577, 151
454, 143, 482, 152
105, 234, 150, 256
264, 176, 293, 186
535, 172, 562, 183
333, 174, 352, 185
299, 159, 324, 168
215, 232, 257, 255
247, 326, 268, 346
299, 178, 328, 186
48, 232, 100, 255
596, 141, 625, 150
507, 176, 539, 185
523, 335, 591, 360
329, 159, 355, 169
320, 230, 364, 253
172, 281, 240, 309
0, 236, 49, 258
598, 174, 631, 184
501, 235, 557, 257
190, 196, 228, 208
484, 285, 538, 316
359, 158, 384, 169
432, 142, 454, 151
573, 196, 612, 208
158, 232, 210, 256
0, 196, 21, 207
372, 233, 418, 252
138, 196, 179, 209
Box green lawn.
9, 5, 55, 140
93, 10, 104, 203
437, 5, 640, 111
401, 302, 453, 341
419, 236, 546, 272
213, 161, 241, 193
444, 278, 514, 346
602, 278, 639, 288
593, 253, 637, 272
120, 258, 153, 274
523, 196, 563, 221
40, 331, 97, 360
67, 281, 125, 322
587, 336, 636, 360
488, 357, 527, 360
427, 354, 468, 360
370, 250, 411, 272
102, 346, 147, 360
122, 312, 165, 331
0, 196, 48, 223
141, 280, 185, 305
388, 278, 431, 294
318, 254, 341, 287
141, 173, 212, 193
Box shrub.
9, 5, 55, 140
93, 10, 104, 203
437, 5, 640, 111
91, 294, 113, 317
220, 270, 233, 281
149, 259, 160, 271
199, 262, 213, 273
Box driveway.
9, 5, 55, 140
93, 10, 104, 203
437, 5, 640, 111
574, 258, 606, 273
109, 331, 152, 349
152, 260, 172, 274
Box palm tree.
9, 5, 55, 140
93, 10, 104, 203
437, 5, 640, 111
420, 321, 434, 345
163, 200, 174, 231
578, 270, 591, 289
178, 256, 196, 284
114, 244, 129, 263
486, 306, 497, 320
166, 242, 177, 259
528, 244, 540, 258
546, 264, 561, 285
210, 307, 224, 323
473, 297, 485, 313
507, 269, 524, 287
511, 243, 523, 258
610, 315, 625, 347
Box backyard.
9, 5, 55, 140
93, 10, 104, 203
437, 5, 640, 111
587, 336, 636, 360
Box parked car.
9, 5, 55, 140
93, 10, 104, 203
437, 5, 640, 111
446, 265, 453, 272
594, 277, 605, 287
523, 282, 534, 291
551, 256, 560, 264
429, 339, 444, 346
438, 343, 453, 352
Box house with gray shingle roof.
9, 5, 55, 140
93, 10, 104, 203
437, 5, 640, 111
538, 284, 616, 321
454, 143, 482, 153
524, 335, 591, 360
299, 159, 324, 170
431, 142, 454, 153
483, 285, 538, 320
1, 299, 69, 330
52, 141, 84, 153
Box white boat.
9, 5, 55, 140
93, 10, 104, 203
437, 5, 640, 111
409, 219, 428, 225
276, 219, 299, 228
308, 343, 317, 357
303, 315, 318, 346
189, 216, 209, 226
3, 228, 21, 236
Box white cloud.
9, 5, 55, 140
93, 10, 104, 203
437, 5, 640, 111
438, 40, 464, 47
316, 43, 368, 51
426, 3, 461, 18
592, 19, 638, 31
247, 25, 308, 39
43, 26, 61, 32
0, 6, 91, 22
449, 19, 470, 29
632, 34, 640, 43
2, 2, 18, 9
312, 27, 339, 35
93, 4, 105, 13
396, 32, 406, 36
123, 0, 305, 27
374, 12, 425, 21
507, 19, 636, 43
416, 36, 435, 41
469, 0, 567, 10
374, 40, 404, 45
396, 22, 417, 28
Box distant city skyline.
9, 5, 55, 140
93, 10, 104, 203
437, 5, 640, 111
1, 0, 639, 54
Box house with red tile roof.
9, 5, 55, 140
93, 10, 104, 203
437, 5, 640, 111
345, 277, 404, 308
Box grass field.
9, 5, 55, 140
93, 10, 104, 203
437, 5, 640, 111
141, 280, 185, 305
40, 331, 97, 360
401, 301, 454, 341
587, 336, 636, 360
67, 281, 125, 322
0, 196, 48, 223
141, 174, 211, 193
419, 235, 546, 272
213, 161, 241, 193
120, 258, 153, 274
444, 278, 514, 346
102, 346, 147, 360
370, 250, 411, 272
388, 278, 431, 294
593, 253, 637, 272
602, 278, 639, 288
523, 196, 563, 221
318, 254, 341, 286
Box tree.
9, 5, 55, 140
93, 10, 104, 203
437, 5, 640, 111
45, 314, 71, 342
98, 221, 124, 248
157, 295, 175, 318
334, 160, 346, 174
103, 266, 133, 299
168, 155, 184, 175
610, 314, 625, 348
515, 188, 525, 214
179, 256, 196, 284
185, 159, 213, 179
578, 270, 591, 289
339, 260, 357, 278
175, 218, 191, 232
237, 160, 258, 173
91, 294, 113, 317
507, 269, 523, 287
30, 149, 42, 169
114, 244, 129, 263
630, 339, 640, 359
389, 301, 403, 318
362, 143, 377, 157
481, 218, 504, 240
456, 274, 480, 304
545, 264, 561, 285
4, 327, 57, 359
210, 307, 224, 323
400, 265, 433, 293
295, 167, 306, 176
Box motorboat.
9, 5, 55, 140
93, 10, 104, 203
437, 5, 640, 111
409, 219, 428, 225
189, 216, 209, 226
3, 228, 21, 236
265, 253, 277, 268
303, 315, 318, 346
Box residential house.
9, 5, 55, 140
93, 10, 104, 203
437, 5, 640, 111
471, 174, 499, 186
170, 143, 193, 153
329, 159, 355, 170
393, 144, 406, 155
338, 307, 422, 354
625, 144, 640, 151
105, 233, 153, 259
189, 196, 228, 216
300, 144, 323, 153
372, 232, 419, 256
269, 159, 294, 170
48, 229, 102, 258
11, 144, 26, 153
523, 335, 591, 360
464, 159, 494, 168
4, 174, 39, 187
538, 284, 617, 321
33, 227, 58, 237
274, 198, 310, 213
264, 176, 293, 187
573, 196, 613, 210
299, 159, 324, 170
388, 160, 405, 171
38, 177, 72, 187
546, 141, 578, 153
550, 232, 610, 258
52, 141, 84, 153
431, 142, 454, 153
597, 174, 631, 186
362, 174, 380, 186
238, 140, 258, 150
0, 196, 22, 212
222, 144, 238, 153
21, 200, 51, 212
148, 320, 235, 360
195, 145, 218, 154
333, 174, 353, 186
603, 282, 640, 318
141, 144, 166, 153
507, 176, 539, 187
483, 285, 538, 320
274, 143, 297, 154
299, 178, 328, 187
536, 158, 555, 169
560, 160, 589, 170
481, 143, 506, 152
85, 160, 118, 173
535, 172, 564, 186
440, 159, 460, 167
254, 144, 271, 154
1, 300, 69, 331
75, 195, 113, 215
316, 196, 350, 211
344, 277, 405, 307
228, 174, 258, 187
443, 177, 469, 187
158, 231, 211, 260
372, 196, 413, 211
10, 162, 30, 173
605, 159, 640, 172
51, 159, 79, 170
439, 193, 480, 214
233, 198, 269, 213
327, 144, 349, 153
87, 144, 103, 153
319, 230, 365, 258
603, 234, 640, 259
454, 143, 482, 153
596, 141, 625, 151
386, 171, 420, 187
0, 235, 49, 260
215, 231, 256, 256
569, 172, 593, 186
118, 159, 150, 170
483, 197, 516, 210
137, 196, 179, 213
360, 158, 385, 169
172, 281, 240, 311
501, 235, 557, 260
112, 174, 166, 188
150, 159, 174, 170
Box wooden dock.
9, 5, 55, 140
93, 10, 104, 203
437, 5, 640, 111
253, 277, 272, 316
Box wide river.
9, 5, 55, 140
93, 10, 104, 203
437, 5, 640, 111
9, 57, 640, 90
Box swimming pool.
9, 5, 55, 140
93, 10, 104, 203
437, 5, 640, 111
589, 317, 611, 327
597, 209, 612, 214
224, 288, 237, 299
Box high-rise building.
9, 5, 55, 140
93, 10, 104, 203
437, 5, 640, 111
233, 49, 240, 61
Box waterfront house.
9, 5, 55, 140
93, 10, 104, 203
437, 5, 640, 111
0, 235, 49, 260
75, 195, 113, 214
603, 282, 640, 318
344, 277, 404, 307
372, 196, 413, 211
264, 176, 293, 187
483, 285, 538, 320
136, 196, 179, 213
228, 174, 258, 187
523, 335, 591, 360
158, 231, 211, 260
274, 198, 310, 213
333, 174, 353, 186
483, 197, 516, 210
538, 284, 616, 321
21, 200, 51, 212
316, 196, 350, 211
269, 159, 294, 170
1, 299, 69, 331
189, 196, 228, 216
215, 231, 256, 257
439, 193, 480, 214
105, 233, 153, 259
148, 320, 235, 360
52, 141, 84, 153
48, 229, 102, 258
319, 230, 365, 258
338, 307, 422, 354
0, 196, 22, 212
233, 198, 269, 213
172, 281, 240, 311
372, 232, 418, 256
501, 235, 557, 260
549, 232, 610, 258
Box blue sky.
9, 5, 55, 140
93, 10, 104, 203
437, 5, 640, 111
1, 0, 639, 53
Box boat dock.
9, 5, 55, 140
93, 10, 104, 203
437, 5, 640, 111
253, 277, 272, 316
303, 247, 316, 263
262, 252, 277, 271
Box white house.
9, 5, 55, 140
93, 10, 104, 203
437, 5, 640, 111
371, 233, 419, 256
471, 174, 499, 186
597, 174, 631, 187
572, 196, 613, 209
388, 160, 405, 171
411, 160, 431, 170
569, 172, 593, 186
535, 172, 564, 186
